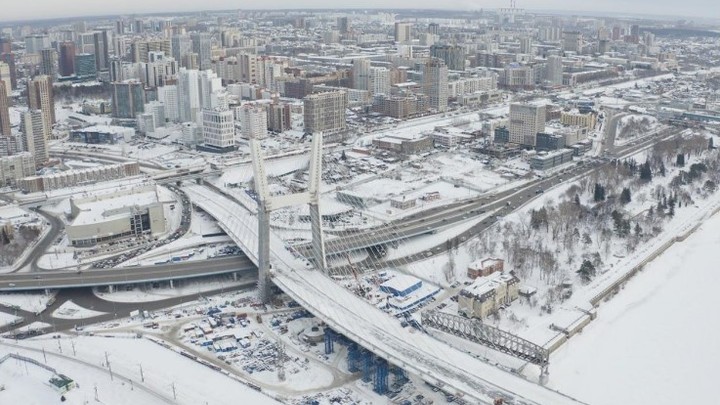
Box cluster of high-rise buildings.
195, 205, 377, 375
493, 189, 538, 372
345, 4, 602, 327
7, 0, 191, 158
0, 9, 680, 172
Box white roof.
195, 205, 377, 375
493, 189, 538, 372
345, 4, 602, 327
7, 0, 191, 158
380, 274, 422, 292
72, 189, 160, 226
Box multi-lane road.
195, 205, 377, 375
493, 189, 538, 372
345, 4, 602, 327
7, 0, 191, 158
0, 256, 254, 291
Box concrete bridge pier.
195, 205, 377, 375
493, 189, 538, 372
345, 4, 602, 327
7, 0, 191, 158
169, 279, 174, 289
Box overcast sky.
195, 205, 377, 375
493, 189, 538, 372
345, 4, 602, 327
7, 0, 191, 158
2, 1, 718, 22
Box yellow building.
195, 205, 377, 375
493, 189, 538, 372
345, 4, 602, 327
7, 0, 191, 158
457, 272, 519, 320
561, 110, 597, 130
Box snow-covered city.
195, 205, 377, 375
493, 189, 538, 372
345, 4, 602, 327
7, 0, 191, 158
1, 3, 720, 405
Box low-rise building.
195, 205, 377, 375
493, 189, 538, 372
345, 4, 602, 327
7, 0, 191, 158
19, 162, 140, 193
530, 149, 574, 170
467, 257, 505, 279
390, 197, 416, 210
458, 272, 519, 319
66, 185, 166, 247
69, 125, 135, 144
373, 134, 433, 155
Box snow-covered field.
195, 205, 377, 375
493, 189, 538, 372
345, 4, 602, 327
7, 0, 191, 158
548, 209, 720, 405
0, 312, 21, 328
0, 293, 54, 313
0, 336, 281, 405
52, 301, 106, 320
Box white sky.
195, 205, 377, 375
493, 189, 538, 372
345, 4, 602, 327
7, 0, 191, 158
1, 1, 718, 22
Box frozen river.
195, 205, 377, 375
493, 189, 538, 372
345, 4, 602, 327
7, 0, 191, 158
548, 210, 720, 404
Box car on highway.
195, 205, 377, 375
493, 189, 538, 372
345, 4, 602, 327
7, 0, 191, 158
8, 283, 16, 287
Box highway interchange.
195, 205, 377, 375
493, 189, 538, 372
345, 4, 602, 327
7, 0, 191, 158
0, 124, 683, 340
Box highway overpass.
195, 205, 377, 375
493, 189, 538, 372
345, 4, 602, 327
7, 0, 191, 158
0, 256, 254, 291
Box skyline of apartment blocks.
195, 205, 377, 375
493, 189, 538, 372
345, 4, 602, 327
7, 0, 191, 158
20, 110, 49, 166
0, 152, 35, 188
27, 75, 55, 135
303, 91, 348, 136
237, 104, 267, 140
422, 58, 448, 113
18, 161, 140, 193
202, 108, 235, 150
430, 44, 466, 71
0, 81, 10, 137
509, 103, 546, 146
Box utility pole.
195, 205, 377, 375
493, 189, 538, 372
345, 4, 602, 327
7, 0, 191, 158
71, 340, 76, 356
56, 339, 62, 354
94, 384, 99, 401
139, 364, 145, 382
41, 347, 47, 364
105, 352, 113, 381
171, 382, 177, 400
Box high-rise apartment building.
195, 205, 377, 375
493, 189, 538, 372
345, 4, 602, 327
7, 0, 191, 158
563, 31, 582, 54
546, 55, 563, 86
191, 33, 212, 71
267, 102, 291, 133
352, 59, 371, 91
519, 37, 532, 54
59, 41, 76, 77
0, 81, 10, 136
394, 22, 412, 44
74, 53, 96, 79
93, 30, 110, 71
111, 81, 145, 119
237, 104, 267, 139
337, 17, 351, 34
199, 70, 222, 110
509, 103, 546, 146
0, 62, 11, 95
157, 85, 180, 122
40, 48, 57, 77
369, 67, 391, 95
24, 35, 50, 55
131, 39, 172, 63
171, 35, 192, 66
0, 54, 17, 89
430, 44, 466, 71
303, 91, 347, 135
27, 75, 55, 134
422, 58, 448, 112
178, 68, 200, 123
202, 108, 235, 150
20, 110, 49, 165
